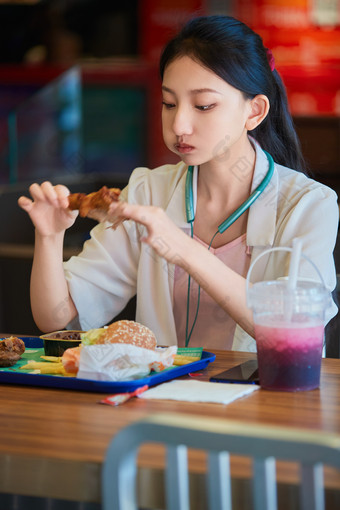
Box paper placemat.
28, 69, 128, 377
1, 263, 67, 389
138, 379, 259, 404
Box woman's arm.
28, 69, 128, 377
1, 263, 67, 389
174, 230, 254, 337
18, 182, 78, 332
29, 231, 78, 332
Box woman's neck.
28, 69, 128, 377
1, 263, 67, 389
198, 138, 256, 205
192, 139, 256, 247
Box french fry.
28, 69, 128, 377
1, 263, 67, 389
21, 361, 63, 372
174, 355, 200, 362
173, 359, 193, 366
38, 364, 66, 375
20, 361, 61, 370
40, 356, 62, 363
20, 361, 76, 377
173, 355, 201, 366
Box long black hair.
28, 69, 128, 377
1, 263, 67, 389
160, 15, 308, 174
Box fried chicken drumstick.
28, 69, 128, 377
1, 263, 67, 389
68, 186, 121, 218
0, 336, 26, 367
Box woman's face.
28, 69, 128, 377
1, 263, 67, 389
161, 56, 252, 167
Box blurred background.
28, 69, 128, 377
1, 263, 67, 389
0, 0, 339, 338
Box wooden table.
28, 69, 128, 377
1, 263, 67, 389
1, 348, 340, 509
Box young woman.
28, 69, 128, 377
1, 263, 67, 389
18, 15, 338, 352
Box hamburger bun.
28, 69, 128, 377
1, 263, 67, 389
96, 320, 157, 350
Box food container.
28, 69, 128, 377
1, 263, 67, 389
40, 330, 83, 357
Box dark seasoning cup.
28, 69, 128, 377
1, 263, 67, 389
40, 330, 83, 357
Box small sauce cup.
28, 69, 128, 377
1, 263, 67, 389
40, 330, 83, 357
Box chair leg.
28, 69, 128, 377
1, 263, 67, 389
207, 451, 232, 510
300, 463, 325, 510
253, 457, 277, 510
103, 448, 138, 510
166, 445, 190, 510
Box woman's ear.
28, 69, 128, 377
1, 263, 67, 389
245, 94, 270, 131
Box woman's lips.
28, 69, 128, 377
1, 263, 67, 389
175, 143, 195, 154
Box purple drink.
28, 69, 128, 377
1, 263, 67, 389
254, 320, 324, 391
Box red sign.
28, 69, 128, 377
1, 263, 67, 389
138, 0, 207, 62
236, 0, 340, 115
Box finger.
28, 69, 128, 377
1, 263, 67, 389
54, 184, 71, 208
104, 202, 128, 223
54, 184, 70, 197
111, 202, 148, 224
40, 181, 59, 206
28, 183, 46, 202
107, 201, 124, 215
18, 196, 33, 212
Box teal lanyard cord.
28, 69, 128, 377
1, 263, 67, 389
185, 229, 219, 347
217, 150, 274, 234
185, 223, 194, 345
184, 151, 274, 347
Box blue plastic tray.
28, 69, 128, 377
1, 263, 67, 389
0, 337, 215, 393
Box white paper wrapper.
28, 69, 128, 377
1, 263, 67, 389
77, 344, 177, 381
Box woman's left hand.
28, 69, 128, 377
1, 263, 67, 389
104, 202, 191, 266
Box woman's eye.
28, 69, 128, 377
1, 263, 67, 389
162, 101, 175, 109
196, 104, 215, 111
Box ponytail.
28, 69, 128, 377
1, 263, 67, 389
160, 15, 308, 175
250, 70, 308, 174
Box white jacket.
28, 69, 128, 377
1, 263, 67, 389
64, 143, 339, 351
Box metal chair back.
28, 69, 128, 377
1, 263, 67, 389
102, 412, 340, 510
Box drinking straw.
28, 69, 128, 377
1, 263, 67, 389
284, 238, 303, 322
288, 238, 303, 290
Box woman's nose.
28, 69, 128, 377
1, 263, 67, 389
172, 106, 193, 136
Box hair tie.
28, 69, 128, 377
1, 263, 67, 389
265, 48, 275, 72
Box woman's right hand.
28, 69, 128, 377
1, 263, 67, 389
18, 181, 78, 237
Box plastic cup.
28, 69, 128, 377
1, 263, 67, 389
248, 280, 331, 391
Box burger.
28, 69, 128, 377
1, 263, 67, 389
62, 320, 157, 374
81, 320, 157, 350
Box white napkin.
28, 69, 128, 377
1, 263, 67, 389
138, 379, 259, 404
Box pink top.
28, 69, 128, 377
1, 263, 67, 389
173, 233, 251, 350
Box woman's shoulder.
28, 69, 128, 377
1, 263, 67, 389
276, 162, 338, 203
253, 139, 338, 203
130, 160, 186, 180
122, 161, 187, 205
